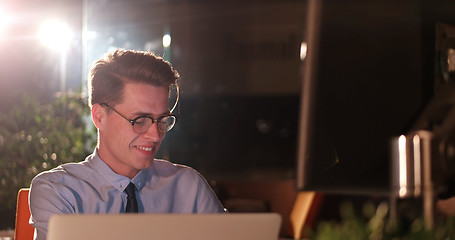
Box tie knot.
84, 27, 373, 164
125, 182, 136, 198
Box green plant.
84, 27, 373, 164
0, 91, 96, 221
311, 200, 455, 240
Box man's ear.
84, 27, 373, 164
91, 103, 105, 130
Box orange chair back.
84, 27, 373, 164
15, 188, 34, 240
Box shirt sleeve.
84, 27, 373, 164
29, 175, 75, 240
195, 173, 226, 213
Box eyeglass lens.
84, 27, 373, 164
133, 116, 176, 133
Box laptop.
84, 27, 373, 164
47, 213, 282, 240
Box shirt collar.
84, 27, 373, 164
88, 149, 149, 192
131, 168, 148, 191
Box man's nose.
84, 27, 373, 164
143, 121, 162, 140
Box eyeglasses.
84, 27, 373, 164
100, 103, 177, 133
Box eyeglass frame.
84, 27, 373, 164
99, 103, 178, 133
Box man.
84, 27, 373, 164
29, 49, 225, 240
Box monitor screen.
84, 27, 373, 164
296, 0, 434, 195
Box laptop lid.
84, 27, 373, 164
47, 213, 282, 240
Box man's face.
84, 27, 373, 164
94, 82, 170, 178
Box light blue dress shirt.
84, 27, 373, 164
29, 150, 225, 240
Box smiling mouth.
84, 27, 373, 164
136, 146, 154, 151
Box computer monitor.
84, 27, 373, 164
295, 0, 452, 195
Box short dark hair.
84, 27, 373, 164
87, 48, 180, 108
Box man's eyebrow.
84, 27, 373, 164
131, 110, 171, 117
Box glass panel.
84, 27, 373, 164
84, 0, 307, 181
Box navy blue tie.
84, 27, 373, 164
124, 182, 138, 213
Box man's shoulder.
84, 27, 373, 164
32, 161, 92, 184
151, 159, 201, 178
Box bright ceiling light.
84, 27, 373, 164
0, 7, 10, 35
300, 42, 308, 60
162, 34, 171, 48
39, 20, 73, 51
